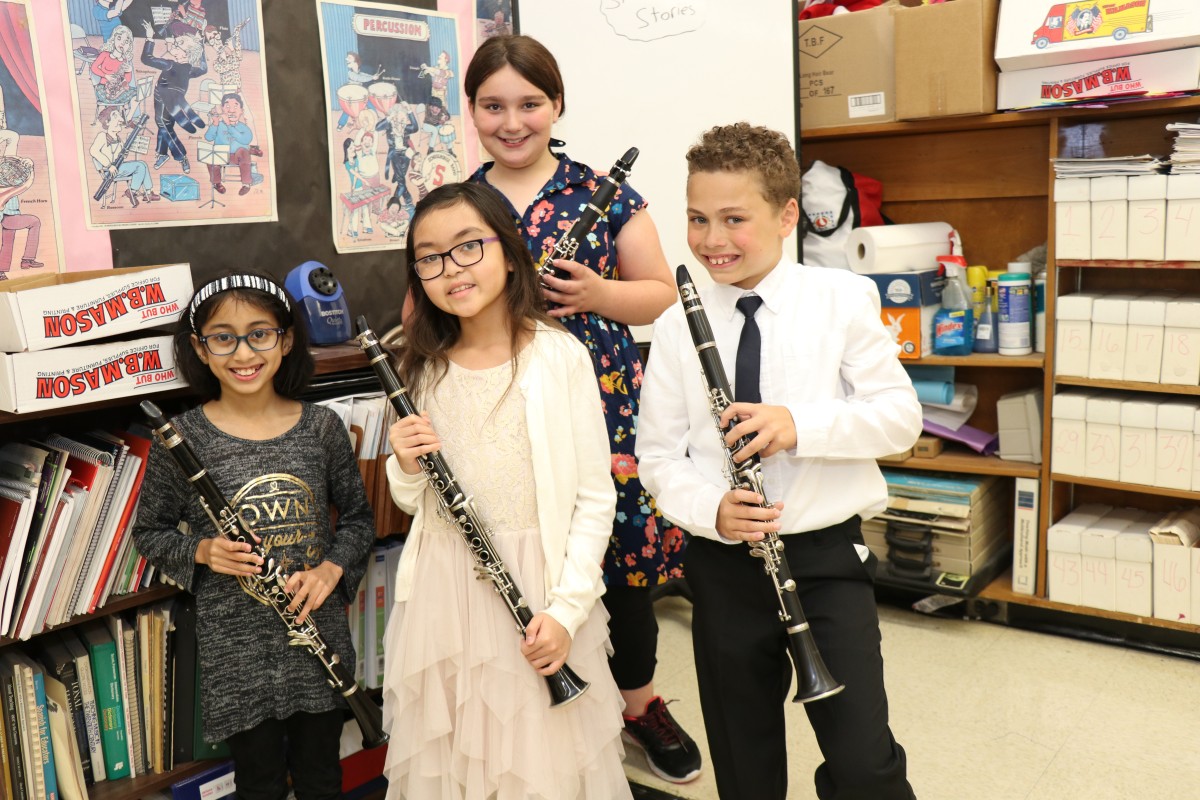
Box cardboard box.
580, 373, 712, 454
1051, 391, 1092, 476
0, 264, 192, 353
995, 0, 1200, 73
1127, 174, 1167, 261
0, 334, 186, 414
1055, 292, 1100, 377
1123, 293, 1171, 383
1047, 504, 1112, 605
997, 47, 1200, 111
913, 435, 943, 458
1090, 176, 1128, 260
1160, 296, 1200, 386
1054, 178, 1092, 259
1119, 399, 1157, 486
866, 269, 945, 359
798, 2, 897, 130
1165, 174, 1200, 261
894, 0, 999, 120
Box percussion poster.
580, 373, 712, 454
0, 0, 66, 276
316, 0, 469, 253
60, 0, 277, 230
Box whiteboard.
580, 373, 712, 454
518, 0, 799, 333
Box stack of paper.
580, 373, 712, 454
1051, 154, 1167, 178
1166, 122, 1200, 174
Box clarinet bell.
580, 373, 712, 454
545, 663, 589, 707
789, 630, 844, 704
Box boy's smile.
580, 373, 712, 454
686, 170, 799, 290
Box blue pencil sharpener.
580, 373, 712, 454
285, 261, 352, 345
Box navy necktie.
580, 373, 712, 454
734, 295, 764, 404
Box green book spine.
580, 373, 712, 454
80, 625, 130, 780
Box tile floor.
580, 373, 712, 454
623, 596, 1200, 800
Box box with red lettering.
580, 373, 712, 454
0, 263, 192, 353
0, 334, 186, 413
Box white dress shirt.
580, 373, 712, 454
636, 258, 922, 543
386, 324, 616, 637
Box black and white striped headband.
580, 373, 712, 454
188, 275, 291, 332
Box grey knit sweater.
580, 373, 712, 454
132, 403, 375, 743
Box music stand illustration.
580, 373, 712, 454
197, 141, 230, 209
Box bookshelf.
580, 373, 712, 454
802, 95, 1200, 647
0, 341, 378, 800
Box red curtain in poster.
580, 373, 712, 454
0, 3, 40, 114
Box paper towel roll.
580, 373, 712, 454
845, 222, 955, 275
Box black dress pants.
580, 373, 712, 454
685, 517, 915, 800
225, 709, 344, 800
602, 582, 659, 691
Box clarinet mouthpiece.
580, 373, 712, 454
354, 315, 370, 335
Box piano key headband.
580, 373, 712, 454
188, 274, 292, 332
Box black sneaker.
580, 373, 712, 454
622, 696, 702, 784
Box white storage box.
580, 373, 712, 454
1194, 407, 1200, 493
994, 0, 1200, 73
1149, 510, 1200, 623
1160, 297, 1200, 386
1054, 178, 1091, 259
1127, 174, 1167, 261
1090, 176, 1128, 260
1165, 174, 1200, 262
1123, 294, 1172, 383
1119, 399, 1157, 486
0, 264, 192, 353
1055, 292, 1100, 377
1088, 293, 1136, 380
997, 48, 1200, 111
1155, 402, 1198, 491
1051, 391, 1092, 476
1084, 394, 1122, 481
1115, 522, 1154, 617
0, 335, 185, 414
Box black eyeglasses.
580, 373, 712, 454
197, 327, 286, 356
413, 237, 500, 281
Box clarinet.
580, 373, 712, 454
535, 147, 638, 284
93, 113, 149, 202
673, 266, 844, 704
139, 401, 389, 749
353, 317, 588, 707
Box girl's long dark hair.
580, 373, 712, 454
399, 182, 555, 401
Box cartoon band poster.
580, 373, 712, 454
317, 0, 470, 253
0, 0, 65, 277
62, 0, 277, 230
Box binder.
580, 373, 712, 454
0, 487, 35, 636
1011, 477, 1040, 596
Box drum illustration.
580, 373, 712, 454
337, 84, 369, 121
368, 82, 397, 115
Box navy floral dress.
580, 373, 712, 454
470, 153, 685, 587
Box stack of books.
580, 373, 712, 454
1051, 154, 1167, 179
863, 471, 1012, 586
0, 427, 156, 643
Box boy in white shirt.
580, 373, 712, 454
637, 122, 921, 800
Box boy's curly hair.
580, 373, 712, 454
685, 123, 801, 211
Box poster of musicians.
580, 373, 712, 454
317, 0, 468, 253
61, 0, 277, 230
0, 0, 64, 277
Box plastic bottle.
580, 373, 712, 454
973, 283, 999, 353
966, 266, 988, 322
1033, 269, 1047, 353
933, 263, 974, 356
997, 272, 1033, 356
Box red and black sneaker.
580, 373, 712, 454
622, 696, 703, 784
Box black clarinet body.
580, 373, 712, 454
353, 318, 588, 707
535, 147, 638, 284
673, 266, 844, 704
140, 402, 389, 749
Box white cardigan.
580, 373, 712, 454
386, 324, 617, 637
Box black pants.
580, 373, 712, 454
686, 518, 914, 800
602, 582, 658, 692
225, 710, 344, 800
